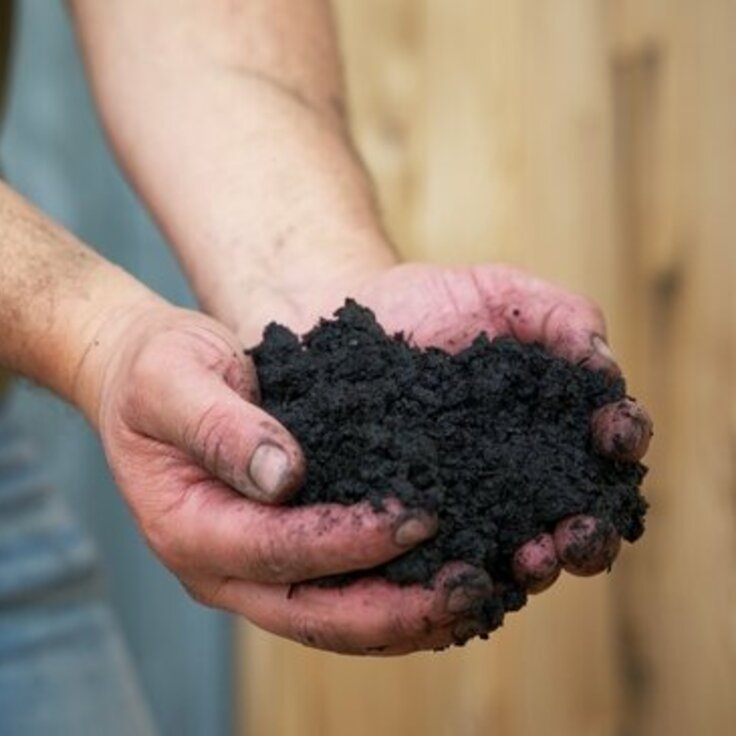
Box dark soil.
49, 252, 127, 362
250, 301, 648, 633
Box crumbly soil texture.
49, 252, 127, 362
250, 301, 648, 632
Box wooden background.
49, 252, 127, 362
239, 1, 736, 734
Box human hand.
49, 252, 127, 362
348, 262, 652, 597
80, 301, 496, 655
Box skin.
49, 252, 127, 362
0, 0, 653, 654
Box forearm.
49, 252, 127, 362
68, 0, 397, 341
0, 182, 162, 420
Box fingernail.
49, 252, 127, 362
444, 570, 494, 613
554, 515, 621, 576
393, 511, 437, 547
446, 587, 481, 614
591, 399, 653, 461
592, 334, 616, 363
249, 443, 290, 501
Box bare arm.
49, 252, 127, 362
0, 181, 159, 419
0, 3, 484, 655
64, 0, 653, 648
67, 0, 396, 340
0, 180, 447, 653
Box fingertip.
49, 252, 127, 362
554, 515, 621, 576
529, 296, 613, 372
392, 508, 439, 547
512, 533, 561, 594
437, 564, 494, 616
224, 406, 305, 503
591, 398, 653, 462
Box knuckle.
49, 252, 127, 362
182, 403, 233, 475
549, 296, 603, 335
176, 324, 255, 397
574, 297, 608, 339
179, 325, 238, 370
248, 532, 294, 582
182, 402, 219, 450
539, 302, 568, 341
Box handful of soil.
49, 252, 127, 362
250, 301, 648, 632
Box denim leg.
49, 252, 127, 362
0, 411, 158, 736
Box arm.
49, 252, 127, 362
0, 180, 158, 418
67, 0, 652, 648
0, 182, 447, 653
67, 0, 396, 339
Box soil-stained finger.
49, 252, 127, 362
469, 265, 620, 375
591, 398, 653, 462
209, 563, 496, 655
554, 514, 621, 576
512, 533, 562, 594
153, 484, 438, 584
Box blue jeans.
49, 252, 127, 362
0, 403, 157, 735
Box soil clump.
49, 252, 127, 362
250, 301, 648, 632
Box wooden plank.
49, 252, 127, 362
239, 1, 736, 734
609, 1, 736, 734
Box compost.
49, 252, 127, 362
250, 301, 647, 632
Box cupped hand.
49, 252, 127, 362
85, 302, 490, 655
349, 262, 652, 598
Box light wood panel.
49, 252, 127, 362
609, 1, 736, 734
239, 2, 736, 734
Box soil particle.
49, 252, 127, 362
250, 301, 648, 631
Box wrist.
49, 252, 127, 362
66, 268, 170, 427
202, 230, 399, 344
99, 64, 399, 341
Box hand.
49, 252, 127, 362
85, 301, 490, 655
350, 262, 653, 596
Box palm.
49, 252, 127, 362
350, 261, 651, 588
354, 263, 609, 370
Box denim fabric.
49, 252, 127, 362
0, 405, 157, 736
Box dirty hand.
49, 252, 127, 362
350, 262, 653, 597
83, 301, 488, 655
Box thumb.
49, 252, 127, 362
139, 353, 305, 504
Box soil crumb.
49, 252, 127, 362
250, 301, 648, 632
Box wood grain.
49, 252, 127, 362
239, 2, 736, 734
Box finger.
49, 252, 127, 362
375, 618, 490, 655
200, 563, 495, 655
472, 265, 621, 376
381, 589, 508, 655
512, 533, 562, 594
153, 483, 438, 583
591, 398, 653, 462
553, 515, 621, 576
131, 340, 303, 503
